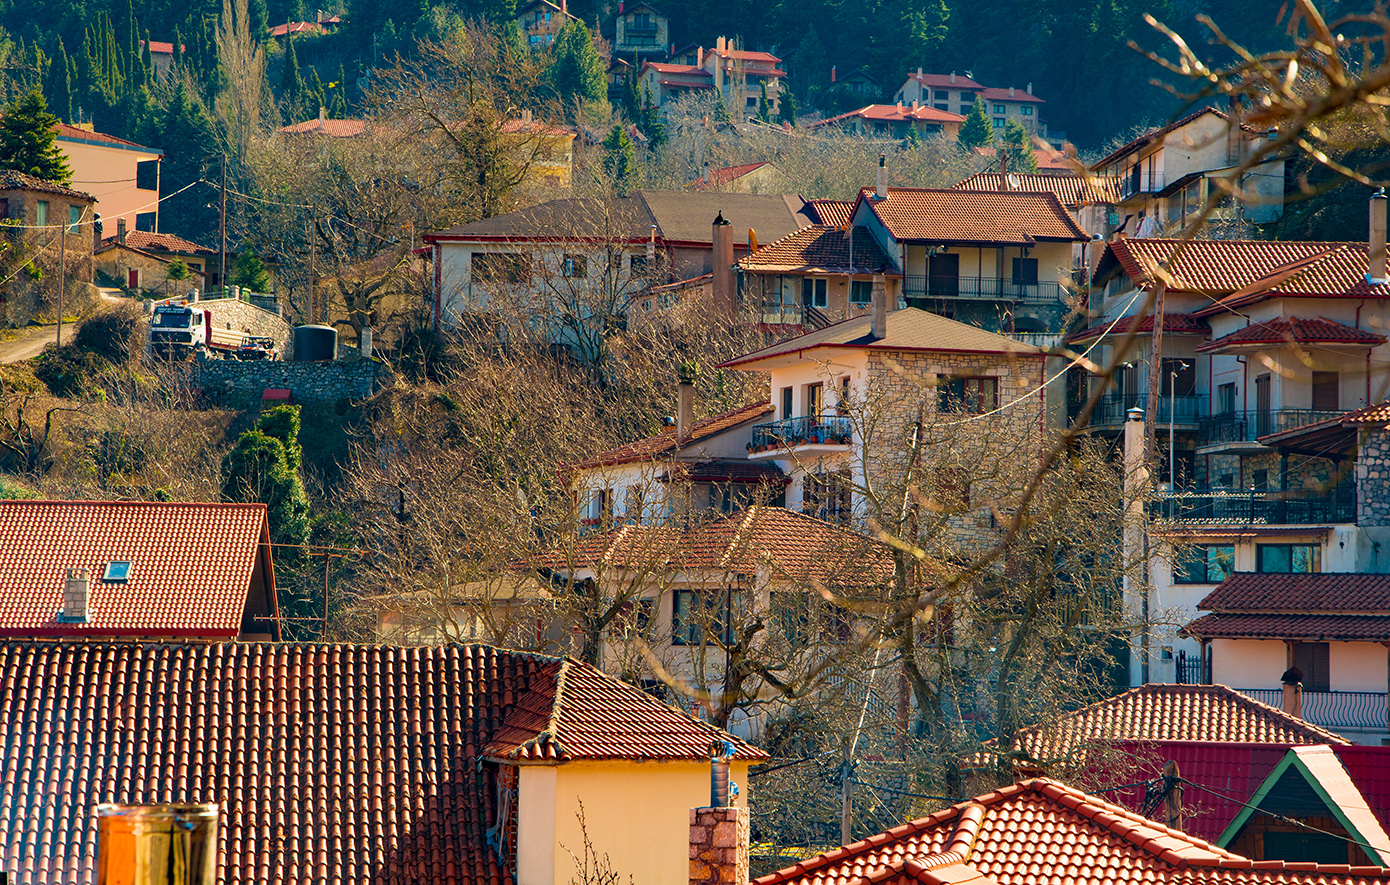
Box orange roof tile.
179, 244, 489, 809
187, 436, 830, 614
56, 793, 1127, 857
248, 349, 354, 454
53, 122, 160, 152
1196, 572, 1390, 614
1011, 684, 1349, 760
859, 188, 1086, 244
278, 116, 368, 137
1196, 317, 1384, 352
1185, 611, 1390, 641
952, 172, 1122, 206
1344, 399, 1390, 425
1067, 312, 1209, 344
805, 199, 854, 227
736, 225, 897, 274
0, 169, 92, 202
0, 500, 274, 639
977, 87, 1044, 104
815, 104, 966, 128
0, 641, 759, 884
567, 401, 772, 469
99, 229, 215, 255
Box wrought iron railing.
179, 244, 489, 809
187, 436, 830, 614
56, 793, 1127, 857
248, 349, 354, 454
1119, 172, 1166, 199
1154, 481, 1356, 525
1198, 409, 1344, 444
1236, 688, 1388, 730
1084, 393, 1207, 427
750, 416, 852, 451
903, 276, 1068, 303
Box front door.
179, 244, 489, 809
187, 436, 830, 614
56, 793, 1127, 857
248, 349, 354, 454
1255, 373, 1272, 437
127, 269, 139, 289
927, 252, 959, 298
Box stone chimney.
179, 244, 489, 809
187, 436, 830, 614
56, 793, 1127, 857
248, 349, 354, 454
875, 154, 886, 200
711, 212, 735, 318
1281, 666, 1304, 717
870, 273, 887, 340
917, 66, 923, 78
63, 568, 91, 622
1369, 189, 1387, 285
116, 217, 127, 245
1027, 82, 1033, 95
690, 743, 748, 885
950, 71, 956, 84
1009, 86, 1015, 98
678, 376, 695, 439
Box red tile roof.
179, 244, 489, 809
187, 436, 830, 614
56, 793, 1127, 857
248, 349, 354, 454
0, 641, 760, 884
99, 229, 215, 255
859, 188, 1086, 244
0, 500, 275, 640
756, 776, 1390, 885
1197, 317, 1385, 352
1185, 612, 1390, 642
567, 401, 772, 469
500, 118, 576, 138
690, 162, 774, 191
1197, 572, 1390, 614
953, 172, 1122, 206
641, 61, 712, 79
905, 73, 986, 90
735, 224, 897, 274
53, 122, 159, 152
1067, 311, 1210, 344
278, 116, 369, 137
814, 104, 966, 128
139, 39, 181, 54
0, 169, 93, 202
977, 87, 1044, 103
1012, 683, 1349, 761
805, 199, 854, 227
267, 20, 323, 36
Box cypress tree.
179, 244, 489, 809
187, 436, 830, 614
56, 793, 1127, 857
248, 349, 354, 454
758, 82, 770, 123
47, 39, 72, 123
602, 125, 636, 193
777, 89, 797, 126
279, 35, 305, 121
141, 30, 153, 84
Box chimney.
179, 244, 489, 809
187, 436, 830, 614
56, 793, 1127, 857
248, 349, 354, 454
917, 66, 923, 78
717, 36, 725, 53
1369, 189, 1388, 285
647, 224, 656, 267
618, 0, 623, 10
690, 742, 748, 885
318, 106, 325, 122
97, 804, 219, 885
999, 150, 1008, 184
360, 326, 372, 358
830, 65, 836, 83
950, 71, 956, 84
703, 161, 710, 183
678, 376, 695, 439
875, 154, 887, 200
1281, 666, 1304, 717
522, 108, 533, 124
896, 101, 902, 113
559, 0, 567, 15
870, 273, 887, 339
711, 212, 735, 318
697, 46, 703, 66
1009, 86, 1015, 97
116, 217, 127, 246
62, 568, 91, 622
1027, 82, 1033, 95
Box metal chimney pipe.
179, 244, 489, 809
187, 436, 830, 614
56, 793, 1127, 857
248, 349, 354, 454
97, 803, 219, 885
709, 740, 735, 807
875, 155, 886, 200
1369, 188, 1387, 285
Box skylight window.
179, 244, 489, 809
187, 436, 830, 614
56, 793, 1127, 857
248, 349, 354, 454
103, 561, 132, 583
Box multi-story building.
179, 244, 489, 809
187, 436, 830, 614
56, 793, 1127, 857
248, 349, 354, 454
515, 0, 578, 47
811, 103, 964, 139
893, 70, 1048, 138
58, 122, 163, 233
611, 1, 667, 57
643, 37, 783, 120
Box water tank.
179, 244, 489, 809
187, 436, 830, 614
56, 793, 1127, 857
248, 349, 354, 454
294, 324, 337, 361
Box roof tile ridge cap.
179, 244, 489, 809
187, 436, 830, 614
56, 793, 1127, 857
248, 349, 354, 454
791, 807, 963, 879
718, 506, 762, 570
540, 658, 571, 758
947, 802, 987, 857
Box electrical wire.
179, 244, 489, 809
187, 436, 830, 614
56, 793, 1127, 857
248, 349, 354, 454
0, 180, 201, 230
1176, 775, 1388, 858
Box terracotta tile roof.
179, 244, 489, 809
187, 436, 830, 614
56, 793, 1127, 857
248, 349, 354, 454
690, 162, 773, 191
709, 48, 781, 64
267, 20, 323, 36
567, 401, 772, 469
1197, 317, 1385, 352
53, 123, 159, 152
805, 199, 854, 227
0, 169, 93, 202
0, 641, 759, 885
278, 116, 369, 137
1091, 107, 1234, 170
500, 118, 576, 138
139, 40, 181, 54
0, 500, 275, 640
666, 459, 789, 484
99, 229, 215, 255
1344, 400, 1390, 425
977, 87, 1044, 103
1067, 311, 1209, 343
755, 776, 1390, 885
720, 307, 1044, 368
735, 225, 897, 274
905, 73, 986, 90
859, 188, 1086, 244
1185, 612, 1390, 641
814, 104, 966, 127
1197, 572, 1390, 614
641, 61, 713, 80
1012, 684, 1349, 760
952, 172, 1122, 206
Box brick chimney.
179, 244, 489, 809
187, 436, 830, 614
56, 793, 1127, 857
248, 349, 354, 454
678, 376, 695, 439
711, 212, 735, 318
870, 274, 887, 340
690, 743, 748, 885
116, 217, 127, 246
62, 568, 91, 622
1369, 189, 1387, 285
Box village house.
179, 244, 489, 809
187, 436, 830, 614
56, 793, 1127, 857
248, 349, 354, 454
95, 221, 218, 291
0, 169, 96, 325
57, 122, 162, 233
1090, 106, 1286, 233
638, 60, 714, 106
278, 109, 369, 138
644, 37, 783, 120
829, 67, 881, 99
893, 69, 1049, 138
138, 39, 182, 78
515, 0, 579, 47
689, 161, 788, 194
811, 103, 965, 139
735, 222, 901, 328
952, 169, 1122, 271
610, 1, 667, 57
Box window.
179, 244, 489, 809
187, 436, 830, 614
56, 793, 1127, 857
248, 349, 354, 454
934, 103, 949, 111
1257, 543, 1320, 573
1292, 641, 1331, 691
103, 561, 132, 583
1011, 257, 1038, 285
67, 204, 81, 233
939, 377, 998, 414
135, 159, 160, 191
1252, 470, 1269, 491
993, 104, 1006, 114
562, 253, 587, 278
746, 96, 758, 108
850, 280, 872, 306
803, 469, 852, 524
1312, 371, 1339, 411
1218, 382, 1236, 415
801, 277, 828, 309
629, 253, 649, 276
806, 382, 824, 417
34, 200, 47, 225
993, 117, 1005, 128
780, 386, 793, 419
135, 212, 156, 232
837, 376, 851, 417
934, 90, 949, 100
472, 252, 532, 284
672, 589, 740, 645
774, 591, 852, 647
1021, 106, 1033, 116
615, 598, 655, 639
623, 485, 645, 524
1173, 545, 1233, 583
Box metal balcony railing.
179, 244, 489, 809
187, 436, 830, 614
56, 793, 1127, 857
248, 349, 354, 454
903, 276, 1069, 303
1198, 409, 1344, 444
750, 416, 852, 451
1236, 688, 1388, 731
1083, 393, 1207, 427
1154, 481, 1356, 525
1119, 172, 1166, 200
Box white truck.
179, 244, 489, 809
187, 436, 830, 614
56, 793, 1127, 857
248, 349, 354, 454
148, 300, 278, 360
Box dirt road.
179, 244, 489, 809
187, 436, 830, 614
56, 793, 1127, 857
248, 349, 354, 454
0, 289, 127, 364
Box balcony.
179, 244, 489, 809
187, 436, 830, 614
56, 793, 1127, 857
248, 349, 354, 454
1197, 409, 1344, 446
1119, 172, 1165, 200
1153, 481, 1356, 525
1082, 393, 1207, 429
748, 416, 852, 459
1235, 688, 1387, 732
903, 276, 1069, 304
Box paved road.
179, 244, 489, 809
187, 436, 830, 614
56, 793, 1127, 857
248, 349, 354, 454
0, 289, 127, 364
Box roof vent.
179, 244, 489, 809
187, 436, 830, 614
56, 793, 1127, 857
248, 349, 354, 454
60, 568, 91, 623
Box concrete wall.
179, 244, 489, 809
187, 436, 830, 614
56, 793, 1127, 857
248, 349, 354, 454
194, 357, 379, 407
60, 133, 161, 230
1211, 637, 1287, 688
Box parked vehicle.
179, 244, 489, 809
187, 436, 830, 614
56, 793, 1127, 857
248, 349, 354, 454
148, 301, 278, 360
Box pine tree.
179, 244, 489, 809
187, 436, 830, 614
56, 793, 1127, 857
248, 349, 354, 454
0, 89, 72, 184
47, 40, 72, 123
602, 124, 636, 193
777, 89, 797, 126
958, 97, 994, 151
549, 20, 606, 112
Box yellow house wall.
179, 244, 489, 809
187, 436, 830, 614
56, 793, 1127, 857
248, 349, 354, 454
60, 137, 161, 229
517, 760, 752, 885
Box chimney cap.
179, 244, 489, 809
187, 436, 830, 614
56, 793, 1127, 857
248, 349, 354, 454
1125, 407, 1144, 421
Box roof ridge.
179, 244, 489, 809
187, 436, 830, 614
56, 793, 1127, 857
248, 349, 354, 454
544, 658, 571, 758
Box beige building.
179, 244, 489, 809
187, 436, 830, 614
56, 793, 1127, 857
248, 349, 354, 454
95, 223, 218, 291
58, 122, 163, 233
515, 0, 578, 47
612, 0, 667, 56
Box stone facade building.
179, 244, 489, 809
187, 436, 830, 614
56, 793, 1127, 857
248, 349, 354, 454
0, 170, 97, 325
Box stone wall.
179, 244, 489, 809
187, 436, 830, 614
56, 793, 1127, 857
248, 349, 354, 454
689, 806, 748, 885
194, 357, 380, 407
1357, 429, 1390, 526
196, 297, 292, 355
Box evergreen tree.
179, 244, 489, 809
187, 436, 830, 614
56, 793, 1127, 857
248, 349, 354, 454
639, 84, 665, 148
46, 39, 71, 122
249, 0, 270, 44
622, 67, 640, 120
777, 89, 796, 126
548, 20, 606, 111
141, 30, 153, 83
712, 89, 730, 123
789, 28, 827, 105
500, 19, 527, 59
221, 405, 310, 547
278, 34, 305, 121
1002, 119, 1038, 172
0, 89, 71, 183
231, 246, 272, 291
306, 65, 326, 116
602, 124, 636, 193
758, 82, 770, 123
958, 97, 994, 151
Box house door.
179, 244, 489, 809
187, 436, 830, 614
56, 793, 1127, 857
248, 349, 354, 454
927, 253, 959, 298
127, 269, 139, 289
1255, 373, 1272, 436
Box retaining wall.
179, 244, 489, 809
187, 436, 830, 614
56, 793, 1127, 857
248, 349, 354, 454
194, 357, 380, 407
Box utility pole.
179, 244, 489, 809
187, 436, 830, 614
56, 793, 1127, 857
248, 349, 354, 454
219, 154, 227, 297
56, 218, 65, 348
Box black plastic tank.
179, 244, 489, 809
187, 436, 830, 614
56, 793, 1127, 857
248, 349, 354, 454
293, 325, 337, 361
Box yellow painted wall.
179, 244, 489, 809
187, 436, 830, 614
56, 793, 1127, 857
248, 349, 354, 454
60, 136, 161, 229
517, 760, 752, 885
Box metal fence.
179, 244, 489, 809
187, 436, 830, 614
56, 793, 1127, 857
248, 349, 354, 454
1086, 393, 1207, 427
1154, 482, 1355, 525
750, 416, 853, 450
902, 276, 1068, 303
1235, 688, 1388, 730
1198, 410, 1344, 444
